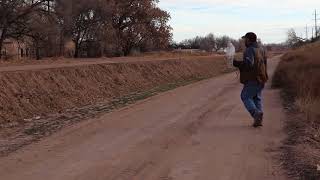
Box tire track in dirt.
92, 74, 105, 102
104, 87, 237, 180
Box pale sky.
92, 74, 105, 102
158, 0, 320, 44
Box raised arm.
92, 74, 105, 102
233, 47, 255, 70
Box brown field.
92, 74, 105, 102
273, 42, 320, 179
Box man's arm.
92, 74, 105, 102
263, 49, 268, 67
233, 47, 255, 70
263, 48, 269, 79
243, 47, 255, 67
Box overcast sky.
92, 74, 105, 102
158, 0, 320, 44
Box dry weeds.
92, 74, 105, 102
273, 42, 320, 179
0, 57, 228, 127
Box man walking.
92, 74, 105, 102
233, 32, 268, 127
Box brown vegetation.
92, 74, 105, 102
0, 56, 227, 128
0, 52, 220, 67
0, 0, 172, 60
171, 33, 243, 53
273, 42, 320, 179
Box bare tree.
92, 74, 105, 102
26, 9, 59, 59
177, 34, 241, 53
112, 0, 171, 55
0, 0, 48, 58
286, 28, 305, 47
55, 0, 110, 58
199, 33, 215, 52
1, 0, 172, 59
215, 35, 230, 51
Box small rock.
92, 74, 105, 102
8, 122, 19, 127
23, 118, 33, 122
35, 116, 41, 120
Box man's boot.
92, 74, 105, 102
253, 112, 263, 127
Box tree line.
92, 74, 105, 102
171, 33, 244, 52
0, 0, 172, 59
286, 28, 320, 48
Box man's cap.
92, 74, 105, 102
242, 32, 257, 42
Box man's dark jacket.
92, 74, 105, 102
233, 42, 268, 84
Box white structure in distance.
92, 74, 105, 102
225, 42, 236, 68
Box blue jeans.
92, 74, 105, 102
241, 81, 264, 118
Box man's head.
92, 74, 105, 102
242, 32, 257, 47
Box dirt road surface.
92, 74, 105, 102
0, 56, 287, 180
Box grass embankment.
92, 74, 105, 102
273, 42, 320, 179
0, 57, 228, 126
0, 56, 232, 156
0, 77, 207, 157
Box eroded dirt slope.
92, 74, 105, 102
0, 57, 226, 126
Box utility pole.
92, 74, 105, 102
305, 25, 309, 40
313, 9, 320, 38
314, 9, 317, 37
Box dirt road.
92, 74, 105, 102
0, 56, 287, 180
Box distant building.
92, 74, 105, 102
1, 39, 29, 60
1, 38, 74, 60
64, 39, 76, 58
1, 37, 104, 60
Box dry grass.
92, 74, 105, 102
0, 57, 228, 127
139, 50, 213, 58
0, 51, 224, 67
273, 42, 320, 179
0, 57, 75, 67
0, 55, 231, 156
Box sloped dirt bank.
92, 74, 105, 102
0, 58, 227, 127
273, 43, 320, 179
